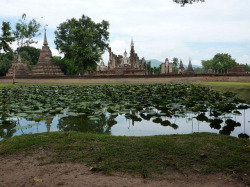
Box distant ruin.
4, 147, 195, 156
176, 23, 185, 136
30, 30, 64, 76
161, 58, 173, 74
95, 39, 147, 75
185, 58, 194, 74
229, 66, 246, 74
6, 55, 30, 77
178, 60, 186, 74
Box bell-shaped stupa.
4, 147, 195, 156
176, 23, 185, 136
30, 30, 64, 76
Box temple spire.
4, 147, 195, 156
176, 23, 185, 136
43, 28, 48, 46
131, 37, 134, 47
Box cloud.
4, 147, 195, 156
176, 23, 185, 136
1, 0, 250, 65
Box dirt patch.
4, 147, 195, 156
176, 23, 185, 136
0, 153, 245, 187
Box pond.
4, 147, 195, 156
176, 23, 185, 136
0, 84, 249, 140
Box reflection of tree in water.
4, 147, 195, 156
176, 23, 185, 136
209, 119, 223, 130
57, 114, 112, 134
0, 120, 16, 139
219, 119, 241, 135
45, 115, 54, 133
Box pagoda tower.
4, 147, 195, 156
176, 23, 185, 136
30, 30, 64, 76
186, 58, 194, 74
6, 55, 30, 77
130, 38, 135, 69
178, 60, 185, 74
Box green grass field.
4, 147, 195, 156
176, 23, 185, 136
195, 82, 250, 103
0, 132, 249, 181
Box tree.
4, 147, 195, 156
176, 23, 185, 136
13, 13, 41, 49
54, 14, 110, 75
146, 61, 153, 74
153, 66, 161, 75
193, 67, 206, 74
18, 46, 41, 69
173, 0, 205, 6
239, 63, 250, 73
12, 13, 41, 83
0, 52, 13, 76
0, 21, 15, 52
202, 53, 238, 73
172, 57, 179, 73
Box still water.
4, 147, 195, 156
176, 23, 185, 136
1, 108, 249, 140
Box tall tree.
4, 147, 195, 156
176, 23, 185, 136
171, 57, 179, 73
202, 53, 238, 73
11, 13, 41, 83
54, 14, 109, 75
13, 13, 41, 49
18, 46, 41, 69
0, 21, 15, 52
173, 0, 205, 6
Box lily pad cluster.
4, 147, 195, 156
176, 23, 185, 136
0, 84, 248, 121
0, 84, 249, 139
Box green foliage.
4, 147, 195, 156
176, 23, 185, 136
13, 13, 41, 48
0, 52, 14, 76
54, 14, 110, 75
173, 0, 205, 6
53, 56, 67, 75
153, 66, 161, 75
146, 61, 153, 74
194, 67, 206, 74
18, 46, 40, 67
0, 22, 15, 52
239, 63, 250, 73
172, 57, 179, 73
202, 53, 238, 73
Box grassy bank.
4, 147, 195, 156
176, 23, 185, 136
0, 132, 249, 182
193, 82, 250, 103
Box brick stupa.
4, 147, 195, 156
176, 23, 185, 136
6, 55, 30, 77
30, 31, 63, 76
229, 66, 246, 74
185, 58, 194, 74
178, 60, 185, 74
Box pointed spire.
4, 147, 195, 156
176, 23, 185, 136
131, 37, 134, 47
124, 49, 127, 57
189, 57, 192, 66
43, 28, 48, 46
187, 58, 194, 74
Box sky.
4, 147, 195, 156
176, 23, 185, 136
1, 0, 250, 66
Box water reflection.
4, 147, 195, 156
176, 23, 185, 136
58, 114, 111, 134
0, 108, 249, 140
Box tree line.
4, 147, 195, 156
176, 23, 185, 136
0, 13, 109, 76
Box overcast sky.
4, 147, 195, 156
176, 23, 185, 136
1, 0, 250, 66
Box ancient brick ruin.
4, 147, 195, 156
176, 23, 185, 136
6, 55, 30, 77
185, 58, 194, 74
95, 39, 147, 75
161, 58, 173, 74
30, 31, 64, 76
229, 66, 246, 74
178, 60, 186, 74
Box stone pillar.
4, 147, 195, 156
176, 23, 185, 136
161, 63, 166, 74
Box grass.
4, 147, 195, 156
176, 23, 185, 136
0, 132, 249, 181
194, 82, 250, 103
